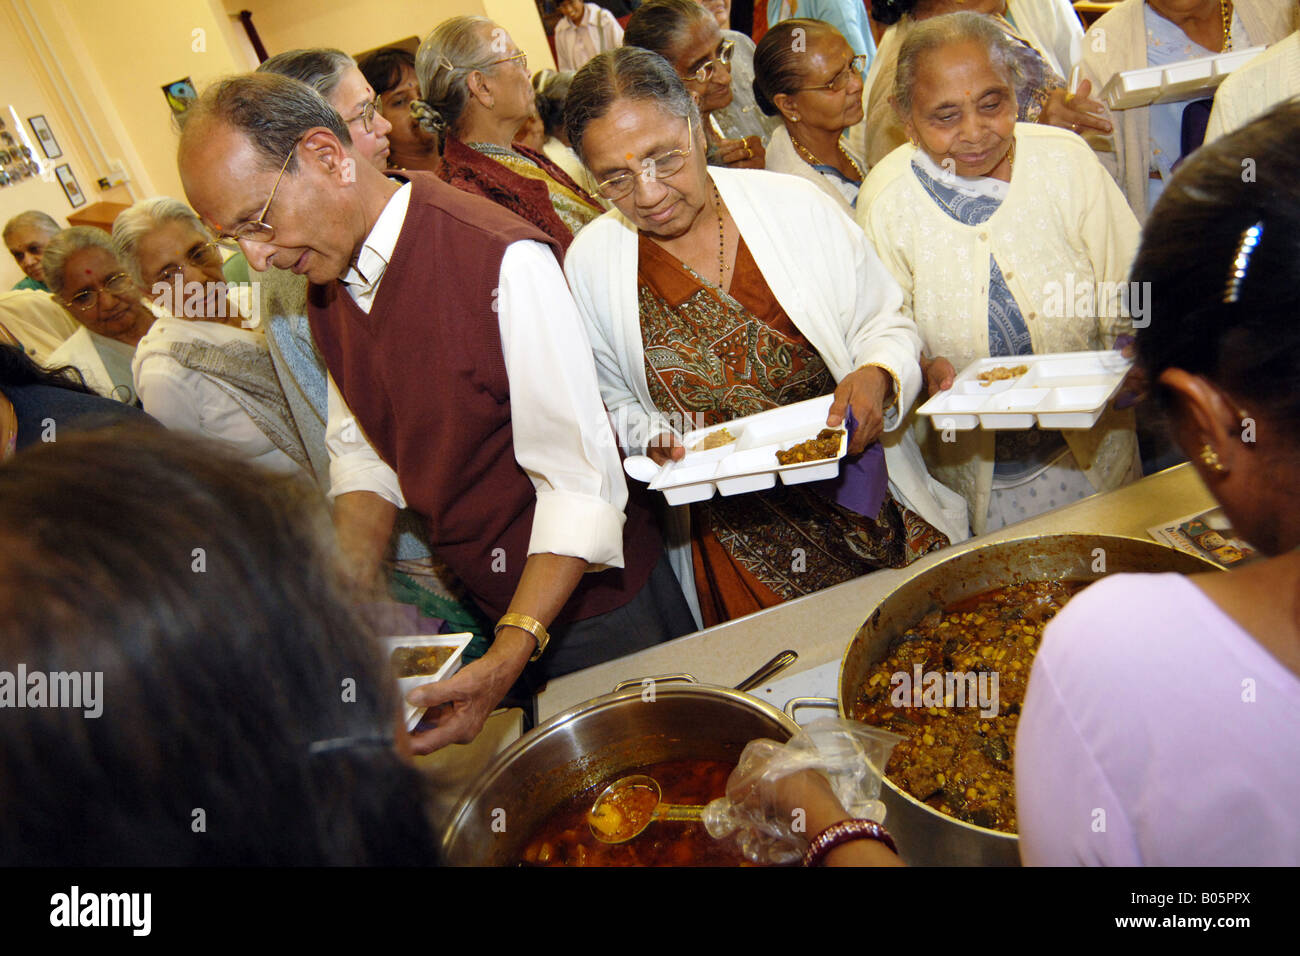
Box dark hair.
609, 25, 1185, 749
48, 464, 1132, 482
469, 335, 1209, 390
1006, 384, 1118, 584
0, 343, 94, 394
873, 0, 923, 25
752, 19, 838, 116
0, 426, 439, 865
358, 46, 416, 97
565, 47, 701, 161
1132, 98, 1300, 434
257, 48, 356, 100
533, 70, 575, 140
624, 0, 713, 59
181, 73, 352, 174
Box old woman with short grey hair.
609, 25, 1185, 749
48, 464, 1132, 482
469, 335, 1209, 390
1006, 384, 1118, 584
564, 46, 969, 628
43, 227, 153, 402
113, 196, 310, 476
857, 11, 1142, 536
258, 48, 393, 172
414, 15, 602, 250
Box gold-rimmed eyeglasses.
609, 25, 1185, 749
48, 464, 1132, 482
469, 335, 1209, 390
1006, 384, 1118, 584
215, 138, 299, 244
798, 54, 869, 93
61, 272, 137, 312
349, 95, 384, 134
489, 50, 528, 72
595, 123, 696, 201
682, 39, 735, 85
154, 239, 233, 285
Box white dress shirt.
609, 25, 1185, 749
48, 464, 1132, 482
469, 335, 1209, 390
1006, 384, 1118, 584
323, 180, 629, 568
554, 3, 624, 73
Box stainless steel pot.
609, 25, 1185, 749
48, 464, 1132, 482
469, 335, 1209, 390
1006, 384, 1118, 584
441, 677, 800, 866
820, 533, 1220, 867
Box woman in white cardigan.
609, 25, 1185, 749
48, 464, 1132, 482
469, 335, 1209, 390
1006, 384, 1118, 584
1078, 0, 1296, 221
858, 13, 1142, 536
564, 47, 969, 627
753, 19, 868, 213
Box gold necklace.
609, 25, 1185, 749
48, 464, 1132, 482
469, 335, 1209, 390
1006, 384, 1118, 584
791, 133, 864, 182
1219, 0, 1232, 51
713, 183, 727, 287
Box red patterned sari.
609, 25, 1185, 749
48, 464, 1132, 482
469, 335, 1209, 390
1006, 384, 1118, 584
638, 234, 948, 627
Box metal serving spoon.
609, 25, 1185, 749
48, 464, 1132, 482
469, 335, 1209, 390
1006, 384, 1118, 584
588, 649, 798, 843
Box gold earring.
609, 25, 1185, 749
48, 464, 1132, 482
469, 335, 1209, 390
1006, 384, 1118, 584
1198, 444, 1227, 474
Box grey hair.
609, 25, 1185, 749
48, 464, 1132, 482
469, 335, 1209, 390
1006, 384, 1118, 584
41, 227, 121, 298
111, 197, 210, 286
894, 11, 1023, 116
413, 16, 500, 140
3, 210, 61, 243
179, 73, 352, 174
565, 47, 701, 163
257, 48, 357, 102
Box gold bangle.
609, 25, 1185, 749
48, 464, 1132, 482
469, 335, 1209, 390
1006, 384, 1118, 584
495, 613, 551, 662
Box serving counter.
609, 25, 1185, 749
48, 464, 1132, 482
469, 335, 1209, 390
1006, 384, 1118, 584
537, 462, 1213, 720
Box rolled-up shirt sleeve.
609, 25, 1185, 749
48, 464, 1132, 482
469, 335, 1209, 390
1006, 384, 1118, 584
324, 371, 407, 509
497, 239, 628, 569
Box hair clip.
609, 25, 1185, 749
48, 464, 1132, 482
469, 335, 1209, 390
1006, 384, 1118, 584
308, 734, 394, 755
1223, 221, 1263, 304
436, 55, 458, 73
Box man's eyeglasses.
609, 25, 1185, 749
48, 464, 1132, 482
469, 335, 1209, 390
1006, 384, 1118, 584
682, 39, 735, 85
595, 125, 695, 201
799, 54, 869, 93
217, 138, 299, 244
349, 95, 384, 134
62, 272, 136, 312
154, 240, 231, 284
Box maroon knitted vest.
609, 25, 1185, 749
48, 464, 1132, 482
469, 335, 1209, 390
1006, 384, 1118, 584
308, 171, 659, 622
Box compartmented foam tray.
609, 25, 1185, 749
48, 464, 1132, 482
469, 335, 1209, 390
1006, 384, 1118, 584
915, 351, 1132, 431
629, 394, 848, 506
1101, 46, 1263, 110
381, 633, 474, 731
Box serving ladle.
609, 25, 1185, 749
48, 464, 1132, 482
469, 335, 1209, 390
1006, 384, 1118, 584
587, 649, 798, 844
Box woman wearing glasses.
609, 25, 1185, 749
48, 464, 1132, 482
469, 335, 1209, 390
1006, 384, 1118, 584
754, 20, 868, 213
413, 16, 603, 251
43, 227, 155, 404
564, 47, 969, 626
257, 49, 393, 173
625, 0, 769, 169
112, 198, 310, 476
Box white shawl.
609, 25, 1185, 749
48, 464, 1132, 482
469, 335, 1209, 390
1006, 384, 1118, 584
763, 125, 864, 215
1079, 0, 1296, 222
565, 166, 971, 617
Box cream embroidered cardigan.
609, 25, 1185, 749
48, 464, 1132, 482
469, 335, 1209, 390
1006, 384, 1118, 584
857, 123, 1140, 535
1079, 0, 1296, 222
565, 166, 972, 617
763, 125, 865, 215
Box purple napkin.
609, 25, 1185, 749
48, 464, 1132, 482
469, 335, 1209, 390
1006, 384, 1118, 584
808, 406, 889, 519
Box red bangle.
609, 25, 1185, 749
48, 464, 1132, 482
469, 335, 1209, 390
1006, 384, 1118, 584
802, 819, 898, 867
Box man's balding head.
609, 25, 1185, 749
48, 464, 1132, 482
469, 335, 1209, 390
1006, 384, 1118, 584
179, 72, 352, 175
177, 73, 379, 284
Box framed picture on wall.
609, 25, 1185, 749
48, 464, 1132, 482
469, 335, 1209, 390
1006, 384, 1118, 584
55, 164, 85, 208
27, 115, 61, 159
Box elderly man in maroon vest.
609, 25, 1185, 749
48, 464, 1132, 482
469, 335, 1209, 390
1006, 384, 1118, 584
177, 73, 694, 752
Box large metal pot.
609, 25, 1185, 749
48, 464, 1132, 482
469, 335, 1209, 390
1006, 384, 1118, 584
831, 533, 1219, 867
441, 677, 800, 865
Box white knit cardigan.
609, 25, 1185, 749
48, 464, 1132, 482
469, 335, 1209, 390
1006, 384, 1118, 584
565, 166, 972, 618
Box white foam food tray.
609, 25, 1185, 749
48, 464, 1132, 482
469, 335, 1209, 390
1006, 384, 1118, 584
637, 394, 848, 506
1101, 46, 1263, 110
381, 632, 474, 731
915, 351, 1132, 432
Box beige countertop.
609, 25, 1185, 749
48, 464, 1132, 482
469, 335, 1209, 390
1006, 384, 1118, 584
538, 462, 1213, 720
